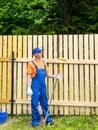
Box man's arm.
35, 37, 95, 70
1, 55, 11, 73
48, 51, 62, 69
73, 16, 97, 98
27, 74, 32, 87
27, 74, 33, 96
47, 73, 55, 78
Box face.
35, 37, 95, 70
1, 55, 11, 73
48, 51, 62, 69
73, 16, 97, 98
34, 51, 42, 59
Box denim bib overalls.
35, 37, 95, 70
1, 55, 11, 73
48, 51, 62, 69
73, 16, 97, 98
31, 61, 53, 126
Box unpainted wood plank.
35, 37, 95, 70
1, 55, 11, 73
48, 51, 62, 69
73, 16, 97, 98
95, 34, 98, 115
22, 35, 28, 114
2, 36, 7, 111
28, 35, 32, 58
69, 35, 74, 115
32, 35, 37, 50
48, 35, 53, 114
13, 35, 17, 114
84, 34, 90, 114
38, 35, 42, 49
27, 36, 32, 105
89, 35, 94, 114
79, 35, 85, 114
17, 35, 22, 114
7, 35, 12, 113
0, 36, 2, 111
74, 35, 79, 115
63, 35, 69, 115
43, 35, 48, 59
53, 35, 58, 115
58, 35, 63, 115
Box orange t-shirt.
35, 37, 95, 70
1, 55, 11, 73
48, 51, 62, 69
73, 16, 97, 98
26, 59, 50, 78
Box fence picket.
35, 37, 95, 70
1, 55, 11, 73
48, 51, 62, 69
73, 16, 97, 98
64, 35, 69, 115
59, 35, 63, 115
32, 35, 37, 50
79, 35, 85, 114
0, 36, 2, 111
84, 34, 90, 114
95, 34, 98, 115
53, 35, 58, 115
13, 35, 17, 114
22, 35, 28, 114
27, 35, 32, 114
89, 35, 95, 114
17, 35, 22, 114
48, 35, 54, 114
2, 36, 7, 112
74, 35, 79, 115
43, 35, 47, 59
69, 35, 74, 115
7, 35, 12, 113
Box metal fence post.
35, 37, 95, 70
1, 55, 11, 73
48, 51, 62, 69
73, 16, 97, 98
10, 51, 16, 118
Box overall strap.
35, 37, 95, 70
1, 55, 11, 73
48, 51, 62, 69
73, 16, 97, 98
32, 60, 46, 69
32, 61, 38, 69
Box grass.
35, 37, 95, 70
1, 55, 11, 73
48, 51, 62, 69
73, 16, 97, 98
0, 114, 98, 130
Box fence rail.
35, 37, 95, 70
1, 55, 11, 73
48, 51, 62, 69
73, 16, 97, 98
0, 34, 98, 115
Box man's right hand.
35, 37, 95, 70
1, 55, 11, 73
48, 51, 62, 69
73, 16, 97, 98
27, 86, 33, 96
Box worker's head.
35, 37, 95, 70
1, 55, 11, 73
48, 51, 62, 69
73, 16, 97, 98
32, 48, 42, 59
32, 48, 42, 55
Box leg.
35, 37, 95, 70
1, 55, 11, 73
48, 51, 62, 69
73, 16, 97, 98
39, 86, 53, 124
31, 89, 41, 126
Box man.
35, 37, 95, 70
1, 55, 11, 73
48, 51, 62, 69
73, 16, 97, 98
26, 47, 60, 128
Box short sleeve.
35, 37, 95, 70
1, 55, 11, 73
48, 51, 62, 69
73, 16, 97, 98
46, 64, 50, 75
26, 62, 36, 78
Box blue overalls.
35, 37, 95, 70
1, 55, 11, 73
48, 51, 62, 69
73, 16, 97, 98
31, 61, 53, 126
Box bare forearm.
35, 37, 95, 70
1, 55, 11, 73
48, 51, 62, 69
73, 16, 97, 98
47, 73, 55, 78
27, 75, 32, 87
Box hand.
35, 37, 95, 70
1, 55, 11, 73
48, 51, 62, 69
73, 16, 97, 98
54, 74, 60, 79
27, 86, 33, 96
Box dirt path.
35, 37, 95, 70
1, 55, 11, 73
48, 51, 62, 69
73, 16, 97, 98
0, 117, 16, 129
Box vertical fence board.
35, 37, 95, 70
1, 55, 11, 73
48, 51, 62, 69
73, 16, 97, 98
59, 35, 63, 115
89, 35, 94, 114
48, 35, 53, 114
53, 35, 58, 115
69, 35, 74, 115
79, 35, 85, 114
32, 35, 37, 50
28, 35, 32, 58
27, 35, 32, 114
95, 34, 98, 115
7, 35, 12, 113
43, 35, 47, 59
22, 36, 28, 114
0, 36, 2, 111
17, 35, 22, 114
74, 35, 79, 115
38, 35, 42, 48
2, 36, 7, 111
12, 36, 17, 114
63, 35, 69, 115
84, 34, 90, 114
13, 35, 17, 114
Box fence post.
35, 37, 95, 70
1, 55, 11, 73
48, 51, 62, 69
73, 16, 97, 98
10, 51, 16, 118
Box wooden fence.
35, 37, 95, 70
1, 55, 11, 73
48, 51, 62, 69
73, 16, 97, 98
0, 34, 98, 115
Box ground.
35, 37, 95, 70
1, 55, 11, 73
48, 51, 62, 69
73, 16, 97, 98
0, 115, 98, 130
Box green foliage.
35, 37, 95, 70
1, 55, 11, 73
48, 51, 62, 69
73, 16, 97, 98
0, 0, 98, 34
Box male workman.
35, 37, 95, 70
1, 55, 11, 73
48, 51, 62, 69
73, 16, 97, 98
26, 47, 60, 128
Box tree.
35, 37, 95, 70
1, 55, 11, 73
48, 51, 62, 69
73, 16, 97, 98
0, 0, 98, 34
